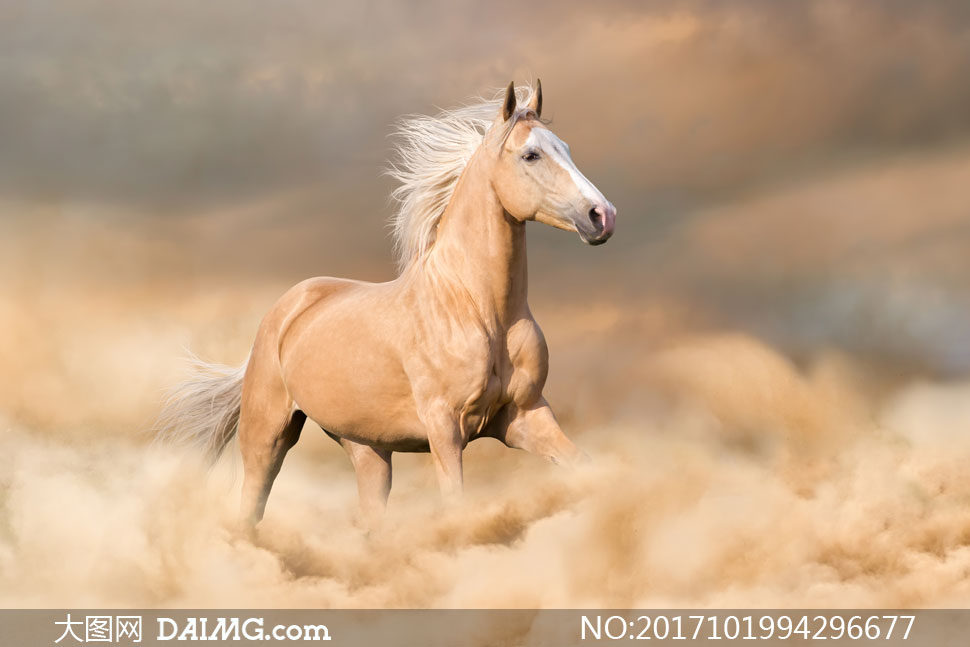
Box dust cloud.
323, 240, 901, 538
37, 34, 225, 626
3, 0, 970, 611
3, 285, 970, 609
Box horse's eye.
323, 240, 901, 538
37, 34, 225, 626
522, 151, 540, 162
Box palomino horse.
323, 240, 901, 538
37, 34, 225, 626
158, 81, 616, 528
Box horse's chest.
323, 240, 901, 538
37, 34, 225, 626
458, 363, 504, 438
456, 319, 547, 436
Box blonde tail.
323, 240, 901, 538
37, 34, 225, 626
154, 353, 248, 462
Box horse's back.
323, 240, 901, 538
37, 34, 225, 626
252, 276, 365, 357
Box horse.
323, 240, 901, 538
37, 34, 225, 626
157, 81, 616, 529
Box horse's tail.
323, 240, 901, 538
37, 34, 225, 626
154, 352, 248, 463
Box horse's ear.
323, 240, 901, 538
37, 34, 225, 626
502, 82, 516, 122
527, 79, 542, 118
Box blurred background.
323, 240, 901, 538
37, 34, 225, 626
1, 0, 970, 608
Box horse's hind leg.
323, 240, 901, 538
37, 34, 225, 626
331, 436, 392, 528
238, 396, 306, 530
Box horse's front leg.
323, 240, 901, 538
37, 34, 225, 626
489, 397, 588, 466
421, 403, 464, 501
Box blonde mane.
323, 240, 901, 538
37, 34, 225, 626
386, 84, 537, 273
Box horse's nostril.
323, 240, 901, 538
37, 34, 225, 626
588, 207, 603, 229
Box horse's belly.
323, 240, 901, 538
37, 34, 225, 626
303, 395, 427, 450
286, 358, 427, 449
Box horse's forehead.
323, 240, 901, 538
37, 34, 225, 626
526, 127, 567, 153
505, 120, 537, 148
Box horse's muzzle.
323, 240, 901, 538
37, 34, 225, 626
580, 202, 616, 245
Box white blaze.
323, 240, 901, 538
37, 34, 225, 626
527, 128, 605, 205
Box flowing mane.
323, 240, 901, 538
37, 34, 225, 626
386, 84, 537, 272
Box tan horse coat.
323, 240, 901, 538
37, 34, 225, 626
158, 82, 616, 528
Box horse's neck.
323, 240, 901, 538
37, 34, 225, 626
426, 150, 528, 328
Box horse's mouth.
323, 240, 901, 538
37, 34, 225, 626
579, 229, 613, 246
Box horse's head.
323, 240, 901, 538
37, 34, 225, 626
488, 81, 616, 245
